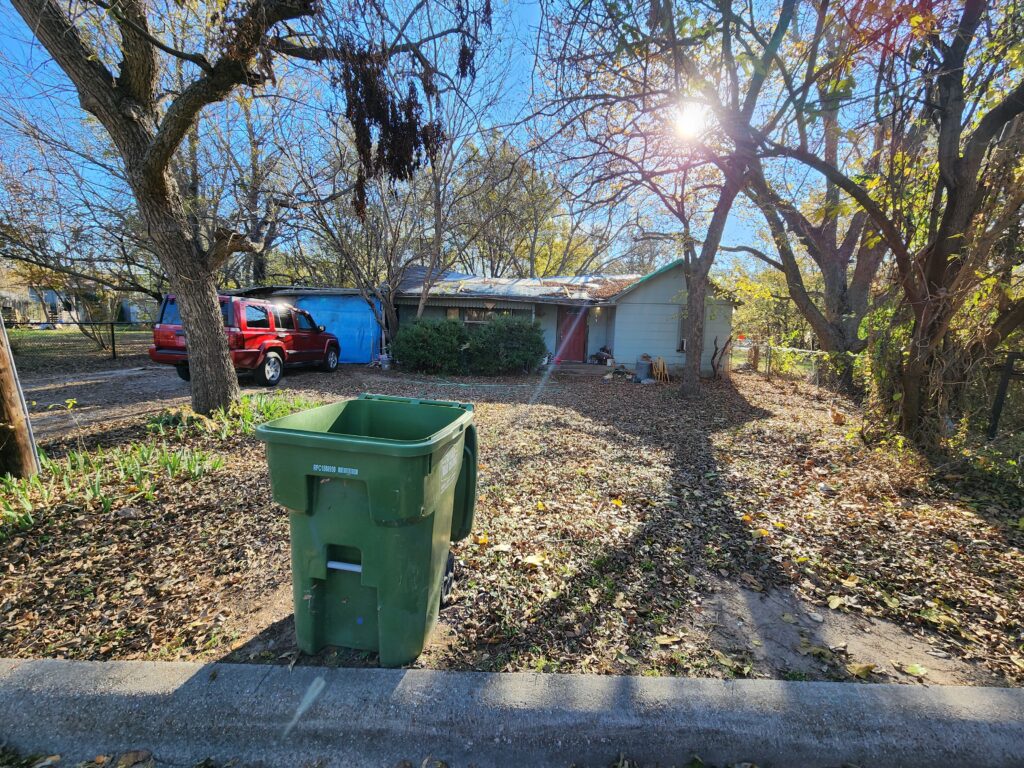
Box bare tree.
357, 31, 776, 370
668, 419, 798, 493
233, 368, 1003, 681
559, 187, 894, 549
8, 0, 487, 412
736, 18, 892, 392
536, 0, 797, 394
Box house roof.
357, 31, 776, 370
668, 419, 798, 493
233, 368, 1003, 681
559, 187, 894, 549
396, 268, 641, 305
225, 260, 738, 307
395, 266, 476, 293
609, 259, 740, 305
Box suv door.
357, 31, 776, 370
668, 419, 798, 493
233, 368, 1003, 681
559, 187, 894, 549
271, 305, 297, 362
294, 310, 321, 362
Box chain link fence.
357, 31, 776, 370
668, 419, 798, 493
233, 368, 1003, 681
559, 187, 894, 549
7, 322, 154, 376
730, 342, 852, 387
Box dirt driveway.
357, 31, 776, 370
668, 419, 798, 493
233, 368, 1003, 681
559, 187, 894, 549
22, 364, 382, 440
23, 367, 190, 439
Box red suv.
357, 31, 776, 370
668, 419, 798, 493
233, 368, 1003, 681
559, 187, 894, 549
149, 295, 340, 386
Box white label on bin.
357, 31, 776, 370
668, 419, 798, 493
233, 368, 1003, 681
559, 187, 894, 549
439, 445, 459, 490
312, 463, 358, 476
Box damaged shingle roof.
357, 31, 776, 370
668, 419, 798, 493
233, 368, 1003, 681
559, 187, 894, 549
396, 267, 641, 304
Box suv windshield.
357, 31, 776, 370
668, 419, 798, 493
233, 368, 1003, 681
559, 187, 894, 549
161, 298, 232, 326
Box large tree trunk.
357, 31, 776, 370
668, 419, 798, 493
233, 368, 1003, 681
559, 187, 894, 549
899, 353, 929, 442
171, 265, 240, 413
678, 164, 745, 397
681, 269, 707, 397
251, 252, 267, 285
416, 162, 446, 319
136, 191, 240, 414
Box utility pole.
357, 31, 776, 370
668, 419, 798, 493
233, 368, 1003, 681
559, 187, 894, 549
0, 315, 39, 478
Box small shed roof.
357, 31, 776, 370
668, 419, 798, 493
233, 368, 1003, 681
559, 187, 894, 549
223, 286, 362, 298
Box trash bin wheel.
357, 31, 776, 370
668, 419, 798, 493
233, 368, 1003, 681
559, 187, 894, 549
440, 551, 455, 607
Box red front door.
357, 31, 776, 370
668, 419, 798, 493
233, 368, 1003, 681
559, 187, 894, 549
556, 306, 587, 362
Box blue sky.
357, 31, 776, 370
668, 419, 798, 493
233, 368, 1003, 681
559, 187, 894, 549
0, 0, 761, 272
504, 0, 761, 263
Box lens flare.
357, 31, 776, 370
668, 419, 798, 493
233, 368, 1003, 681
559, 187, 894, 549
672, 102, 708, 141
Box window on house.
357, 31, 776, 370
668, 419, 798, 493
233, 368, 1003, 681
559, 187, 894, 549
446, 307, 460, 320
462, 308, 511, 324
677, 310, 688, 352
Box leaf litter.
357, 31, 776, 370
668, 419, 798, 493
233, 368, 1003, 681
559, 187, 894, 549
1, 368, 1021, 684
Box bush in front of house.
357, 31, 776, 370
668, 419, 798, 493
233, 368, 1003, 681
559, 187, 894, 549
465, 316, 547, 375
391, 317, 546, 375
390, 319, 470, 375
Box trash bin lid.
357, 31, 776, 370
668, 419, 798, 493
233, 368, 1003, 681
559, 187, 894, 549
255, 393, 474, 457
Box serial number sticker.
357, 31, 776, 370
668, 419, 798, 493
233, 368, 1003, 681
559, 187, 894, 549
312, 464, 358, 476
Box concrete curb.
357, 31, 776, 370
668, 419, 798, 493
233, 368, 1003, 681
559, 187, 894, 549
1, 658, 1022, 767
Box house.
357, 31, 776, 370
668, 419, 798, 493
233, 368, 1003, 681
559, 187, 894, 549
0, 267, 155, 324
0, 283, 82, 325
396, 260, 735, 375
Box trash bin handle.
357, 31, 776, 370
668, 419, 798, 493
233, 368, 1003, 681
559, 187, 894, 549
450, 435, 477, 543
358, 393, 474, 411
327, 560, 363, 574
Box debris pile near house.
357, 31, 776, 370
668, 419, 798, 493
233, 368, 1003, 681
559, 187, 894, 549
589, 345, 615, 365
652, 357, 670, 383
602, 353, 670, 385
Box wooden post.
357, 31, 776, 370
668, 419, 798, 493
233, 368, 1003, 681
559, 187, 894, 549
987, 352, 1020, 440
110, 321, 117, 360
0, 315, 40, 477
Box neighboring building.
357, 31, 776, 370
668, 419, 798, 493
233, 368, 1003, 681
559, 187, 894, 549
0, 288, 35, 324
0, 269, 155, 325
396, 260, 736, 375
227, 286, 382, 364
0, 284, 82, 324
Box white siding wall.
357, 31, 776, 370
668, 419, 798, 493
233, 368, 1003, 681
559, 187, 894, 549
533, 304, 558, 355
586, 306, 614, 356
612, 263, 733, 374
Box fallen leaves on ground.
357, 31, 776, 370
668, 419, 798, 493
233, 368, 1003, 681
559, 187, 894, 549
1, 368, 1021, 683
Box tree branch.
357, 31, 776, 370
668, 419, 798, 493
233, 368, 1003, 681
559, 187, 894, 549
91, 0, 212, 76
10, 0, 119, 120
718, 244, 783, 271
143, 0, 315, 178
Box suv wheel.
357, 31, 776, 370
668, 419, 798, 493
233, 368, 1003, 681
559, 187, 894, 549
175, 364, 191, 382
320, 346, 339, 372
255, 351, 283, 387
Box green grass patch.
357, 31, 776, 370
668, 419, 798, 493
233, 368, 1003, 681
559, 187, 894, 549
1, 442, 225, 539
147, 392, 320, 440
2, 393, 316, 542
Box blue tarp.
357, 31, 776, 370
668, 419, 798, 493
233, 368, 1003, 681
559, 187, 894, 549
291, 294, 381, 364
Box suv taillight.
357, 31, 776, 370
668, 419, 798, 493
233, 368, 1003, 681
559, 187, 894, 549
227, 329, 244, 349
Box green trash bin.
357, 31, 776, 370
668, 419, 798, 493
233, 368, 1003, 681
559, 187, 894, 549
255, 393, 477, 667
